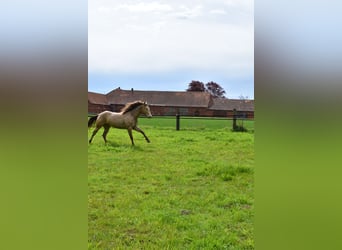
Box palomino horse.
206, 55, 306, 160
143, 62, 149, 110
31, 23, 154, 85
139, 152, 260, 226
88, 100, 152, 145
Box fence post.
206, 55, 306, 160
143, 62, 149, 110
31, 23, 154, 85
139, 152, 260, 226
176, 113, 180, 130
233, 109, 237, 130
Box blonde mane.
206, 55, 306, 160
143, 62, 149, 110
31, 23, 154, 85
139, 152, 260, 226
121, 100, 145, 114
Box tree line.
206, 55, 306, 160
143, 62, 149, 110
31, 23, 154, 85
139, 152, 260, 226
186, 80, 226, 98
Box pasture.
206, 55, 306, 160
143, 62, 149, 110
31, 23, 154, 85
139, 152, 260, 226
88, 117, 254, 249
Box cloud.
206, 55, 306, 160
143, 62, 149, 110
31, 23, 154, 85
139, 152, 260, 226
89, 0, 253, 77
173, 5, 203, 19
210, 9, 227, 15
113, 2, 173, 13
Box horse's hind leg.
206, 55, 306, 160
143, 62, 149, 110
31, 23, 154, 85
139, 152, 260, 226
127, 128, 135, 146
102, 125, 110, 143
89, 126, 101, 144
133, 126, 150, 143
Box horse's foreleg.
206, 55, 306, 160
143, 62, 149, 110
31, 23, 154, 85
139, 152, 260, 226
127, 128, 135, 146
102, 125, 110, 143
89, 126, 100, 144
134, 126, 150, 143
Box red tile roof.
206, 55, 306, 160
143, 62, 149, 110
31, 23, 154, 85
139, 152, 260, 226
88, 88, 254, 112
106, 88, 211, 107
88, 91, 108, 105
210, 98, 254, 111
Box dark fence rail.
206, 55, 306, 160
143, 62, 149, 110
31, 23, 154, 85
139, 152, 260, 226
140, 115, 254, 132
88, 114, 254, 132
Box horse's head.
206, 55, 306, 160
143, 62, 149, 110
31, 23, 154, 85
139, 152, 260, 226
141, 101, 152, 118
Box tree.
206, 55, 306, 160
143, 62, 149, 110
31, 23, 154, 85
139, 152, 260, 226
186, 80, 205, 92
205, 81, 226, 98
186, 80, 227, 98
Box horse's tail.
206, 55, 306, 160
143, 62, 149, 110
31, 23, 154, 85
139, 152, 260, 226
88, 115, 98, 128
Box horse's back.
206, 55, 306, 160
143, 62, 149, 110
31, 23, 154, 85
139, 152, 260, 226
98, 111, 119, 118
98, 111, 127, 128
96, 111, 115, 123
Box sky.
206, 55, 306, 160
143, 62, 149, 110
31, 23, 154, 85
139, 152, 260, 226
88, 0, 254, 99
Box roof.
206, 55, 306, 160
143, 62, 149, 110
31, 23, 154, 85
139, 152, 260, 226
88, 91, 108, 105
106, 88, 211, 107
209, 98, 254, 112
88, 88, 255, 112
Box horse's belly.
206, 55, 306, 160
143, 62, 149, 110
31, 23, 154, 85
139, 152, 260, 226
109, 117, 130, 129
110, 119, 126, 129
107, 114, 135, 129
112, 122, 127, 129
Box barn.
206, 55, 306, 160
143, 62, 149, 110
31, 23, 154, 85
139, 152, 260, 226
88, 88, 254, 118
209, 98, 254, 118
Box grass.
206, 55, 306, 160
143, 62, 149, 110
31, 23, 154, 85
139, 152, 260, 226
88, 117, 254, 249
138, 116, 254, 132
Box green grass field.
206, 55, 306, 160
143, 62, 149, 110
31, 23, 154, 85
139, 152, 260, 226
88, 117, 254, 249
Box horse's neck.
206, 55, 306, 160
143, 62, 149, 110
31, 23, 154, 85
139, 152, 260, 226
125, 107, 141, 120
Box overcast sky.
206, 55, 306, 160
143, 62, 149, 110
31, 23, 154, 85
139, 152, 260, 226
88, 0, 254, 99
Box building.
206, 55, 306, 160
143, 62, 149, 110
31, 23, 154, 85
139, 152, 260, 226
88, 88, 254, 118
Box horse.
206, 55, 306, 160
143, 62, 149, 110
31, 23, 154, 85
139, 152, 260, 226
88, 100, 152, 146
